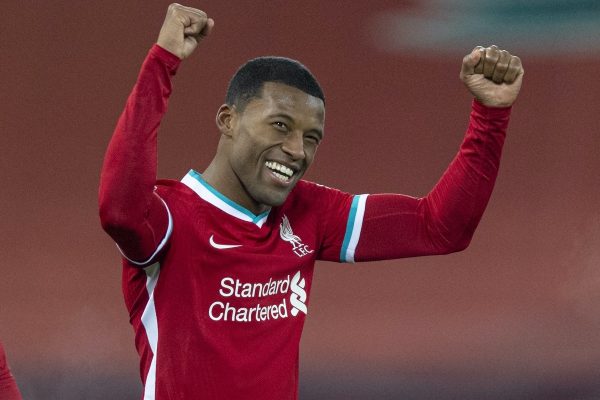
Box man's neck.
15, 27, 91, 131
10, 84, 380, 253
201, 159, 268, 216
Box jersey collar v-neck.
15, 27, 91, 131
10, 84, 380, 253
181, 169, 271, 228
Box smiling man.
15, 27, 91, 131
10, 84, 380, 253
99, 4, 523, 400
205, 74, 325, 214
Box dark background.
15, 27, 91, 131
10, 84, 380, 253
2, 1, 599, 399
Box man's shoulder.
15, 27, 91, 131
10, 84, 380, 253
292, 179, 344, 196
156, 178, 191, 193
285, 180, 352, 209
154, 178, 198, 207
290, 179, 350, 200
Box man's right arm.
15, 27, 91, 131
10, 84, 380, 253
98, 4, 213, 264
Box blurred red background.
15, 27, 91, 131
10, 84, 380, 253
1, 1, 599, 399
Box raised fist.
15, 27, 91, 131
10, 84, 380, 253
460, 45, 524, 108
157, 3, 214, 60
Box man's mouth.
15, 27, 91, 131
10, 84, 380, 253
265, 161, 295, 183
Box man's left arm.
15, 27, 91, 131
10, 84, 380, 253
345, 46, 524, 262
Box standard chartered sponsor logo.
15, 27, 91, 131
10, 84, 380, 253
209, 271, 307, 322
290, 271, 307, 316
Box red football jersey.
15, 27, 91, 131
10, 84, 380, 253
0, 342, 22, 400
121, 171, 366, 399
101, 45, 510, 400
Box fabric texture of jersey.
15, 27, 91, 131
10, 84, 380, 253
122, 171, 358, 399
0, 342, 22, 400
100, 44, 511, 400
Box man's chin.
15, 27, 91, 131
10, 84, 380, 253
255, 187, 293, 209
262, 194, 289, 208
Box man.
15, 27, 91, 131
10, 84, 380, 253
0, 341, 23, 400
99, 4, 523, 399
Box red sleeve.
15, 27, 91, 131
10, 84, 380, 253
353, 100, 511, 261
311, 183, 355, 262
98, 45, 180, 264
0, 343, 22, 400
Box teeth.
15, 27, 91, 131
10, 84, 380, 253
271, 171, 290, 182
265, 161, 294, 178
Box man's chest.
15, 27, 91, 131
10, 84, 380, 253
171, 206, 317, 268
154, 206, 318, 323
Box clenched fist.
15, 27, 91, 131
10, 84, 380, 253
157, 3, 214, 59
460, 45, 524, 108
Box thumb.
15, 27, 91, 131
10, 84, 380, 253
200, 18, 215, 37
460, 46, 484, 79
184, 18, 214, 40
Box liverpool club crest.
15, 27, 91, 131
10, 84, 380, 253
280, 215, 314, 257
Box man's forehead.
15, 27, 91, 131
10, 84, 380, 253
256, 82, 325, 118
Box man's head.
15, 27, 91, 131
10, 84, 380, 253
212, 57, 325, 214
225, 56, 325, 112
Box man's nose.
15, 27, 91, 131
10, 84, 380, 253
281, 131, 305, 161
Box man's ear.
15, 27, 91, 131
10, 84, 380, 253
216, 104, 236, 137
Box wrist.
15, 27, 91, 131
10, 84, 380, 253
475, 97, 514, 108
472, 99, 512, 118
151, 44, 182, 71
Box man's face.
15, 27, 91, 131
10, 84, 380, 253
225, 82, 325, 212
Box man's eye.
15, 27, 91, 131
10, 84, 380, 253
273, 121, 288, 130
305, 135, 320, 144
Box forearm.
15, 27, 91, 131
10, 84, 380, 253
421, 100, 510, 249
98, 45, 180, 261
356, 100, 511, 261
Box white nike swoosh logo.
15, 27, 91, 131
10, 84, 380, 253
209, 235, 242, 249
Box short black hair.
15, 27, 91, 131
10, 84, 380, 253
225, 56, 325, 111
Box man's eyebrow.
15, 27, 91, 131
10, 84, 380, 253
268, 112, 294, 121
268, 112, 323, 138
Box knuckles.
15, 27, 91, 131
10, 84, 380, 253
168, 3, 181, 14
168, 3, 207, 19
509, 55, 522, 69
485, 50, 500, 62
470, 44, 523, 83
463, 44, 524, 104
